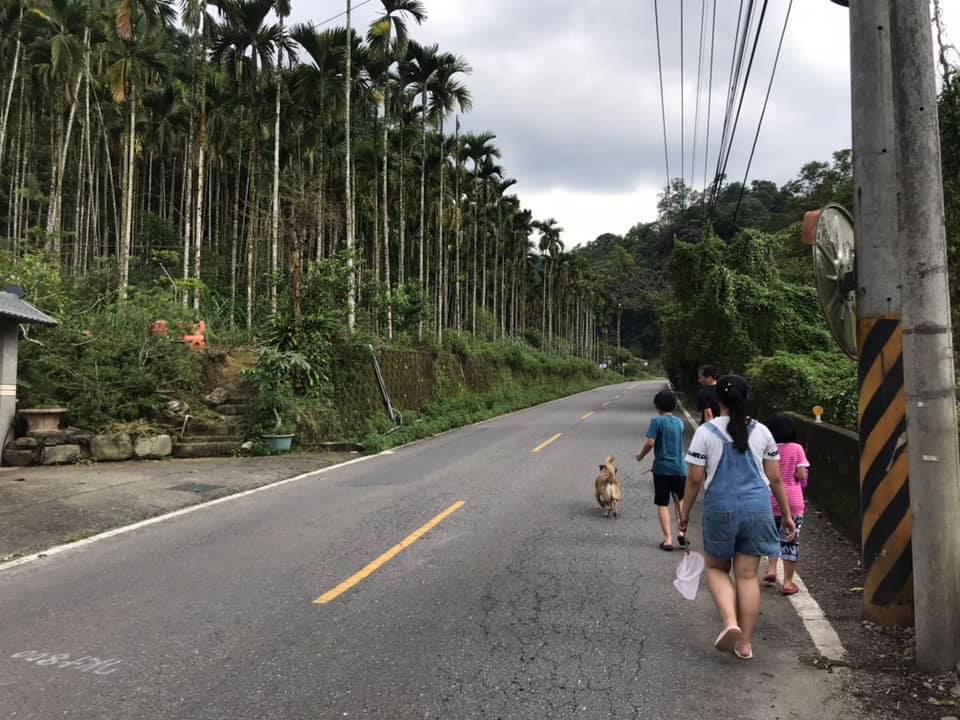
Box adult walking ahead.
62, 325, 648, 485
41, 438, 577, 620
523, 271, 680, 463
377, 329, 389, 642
678, 375, 796, 660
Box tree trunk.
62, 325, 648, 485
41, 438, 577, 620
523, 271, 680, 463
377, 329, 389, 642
270, 19, 282, 317
290, 227, 302, 326
437, 120, 445, 342
472, 197, 478, 335
246, 147, 258, 330
454, 118, 462, 332
398, 123, 405, 285
0, 5, 23, 175
48, 37, 88, 252
194, 10, 208, 312
182, 133, 193, 306
345, 0, 356, 333
230, 146, 242, 329
418, 85, 427, 340
382, 86, 392, 339
118, 95, 136, 300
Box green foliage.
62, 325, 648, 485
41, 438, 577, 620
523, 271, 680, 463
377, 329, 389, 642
746, 352, 857, 429
17, 285, 204, 430
359, 344, 614, 453
661, 230, 834, 393
242, 347, 318, 435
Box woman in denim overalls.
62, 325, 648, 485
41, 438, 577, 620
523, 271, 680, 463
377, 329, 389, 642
679, 376, 796, 660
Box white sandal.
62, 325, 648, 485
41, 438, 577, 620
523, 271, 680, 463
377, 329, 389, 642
714, 626, 742, 653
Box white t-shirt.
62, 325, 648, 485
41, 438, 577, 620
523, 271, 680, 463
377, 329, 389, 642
684, 417, 780, 491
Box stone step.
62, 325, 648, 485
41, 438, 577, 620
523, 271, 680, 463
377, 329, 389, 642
172, 440, 243, 459
177, 435, 243, 444
183, 416, 244, 437
215, 403, 249, 416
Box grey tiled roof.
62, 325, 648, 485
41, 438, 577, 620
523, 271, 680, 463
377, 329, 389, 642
0, 291, 58, 326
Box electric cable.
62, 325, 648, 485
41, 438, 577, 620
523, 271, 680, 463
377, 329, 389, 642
653, 0, 672, 195
712, 0, 769, 217
732, 0, 794, 226
680, 0, 685, 208
710, 0, 749, 209
690, 0, 707, 193
701, 0, 717, 214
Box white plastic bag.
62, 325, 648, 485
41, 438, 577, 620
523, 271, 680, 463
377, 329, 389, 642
674, 551, 705, 600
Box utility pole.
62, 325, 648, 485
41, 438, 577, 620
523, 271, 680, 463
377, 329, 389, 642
888, 0, 960, 672
846, 0, 914, 627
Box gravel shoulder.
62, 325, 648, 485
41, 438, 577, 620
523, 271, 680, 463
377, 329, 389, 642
800, 501, 960, 719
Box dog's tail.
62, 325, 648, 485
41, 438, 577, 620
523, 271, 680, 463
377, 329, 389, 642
604, 455, 615, 474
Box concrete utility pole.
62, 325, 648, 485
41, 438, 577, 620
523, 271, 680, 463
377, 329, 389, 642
847, 0, 913, 627
888, 0, 960, 672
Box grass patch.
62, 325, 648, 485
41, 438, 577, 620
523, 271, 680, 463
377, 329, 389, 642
360, 375, 614, 453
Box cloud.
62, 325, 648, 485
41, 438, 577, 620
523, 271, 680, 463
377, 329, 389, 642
292, 1, 960, 245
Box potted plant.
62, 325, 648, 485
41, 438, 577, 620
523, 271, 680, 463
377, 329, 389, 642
242, 347, 313, 454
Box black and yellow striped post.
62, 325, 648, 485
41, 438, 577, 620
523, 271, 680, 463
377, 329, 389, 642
858, 318, 913, 625
846, 0, 913, 626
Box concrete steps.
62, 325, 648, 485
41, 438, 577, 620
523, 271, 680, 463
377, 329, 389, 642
172, 439, 243, 459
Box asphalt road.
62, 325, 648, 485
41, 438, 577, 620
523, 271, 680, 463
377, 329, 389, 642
0, 381, 854, 719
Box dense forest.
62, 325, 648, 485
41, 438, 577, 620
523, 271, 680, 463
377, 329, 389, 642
0, 0, 607, 358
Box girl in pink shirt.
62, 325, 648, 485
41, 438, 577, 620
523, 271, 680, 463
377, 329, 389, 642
763, 413, 810, 596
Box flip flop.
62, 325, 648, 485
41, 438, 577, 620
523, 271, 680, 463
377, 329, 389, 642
762, 574, 777, 586
677, 533, 689, 548
714, 626, 742, 653
734, 646, 753, 660
659, 541, 674, 551
781, 582, 800, 596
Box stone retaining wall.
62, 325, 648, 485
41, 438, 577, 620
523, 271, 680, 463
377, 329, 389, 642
788, 413, 861, 542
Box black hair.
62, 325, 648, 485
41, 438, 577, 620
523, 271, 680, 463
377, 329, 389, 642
654, 389, 677, 412
699, 364, 720, 380
716, 375, 750, 453
765, 412, 796, 444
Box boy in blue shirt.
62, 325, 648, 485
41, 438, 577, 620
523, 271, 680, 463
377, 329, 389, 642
635, 389, 688, 551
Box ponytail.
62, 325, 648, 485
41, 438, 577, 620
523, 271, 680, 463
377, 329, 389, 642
717, 375, 750, 453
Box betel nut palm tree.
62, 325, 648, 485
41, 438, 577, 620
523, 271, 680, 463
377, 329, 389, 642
367, 0, 426, 339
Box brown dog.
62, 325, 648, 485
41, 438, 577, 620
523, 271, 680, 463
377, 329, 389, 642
595, 455, 621, 518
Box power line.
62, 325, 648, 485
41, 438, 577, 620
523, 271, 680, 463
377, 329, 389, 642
690, 0, 707, 193
732, 0, 794, 226
710, 0, 749, 210
653, 0, 671, 194
702, 0, 717, 212
680, 0, 685, 207
312, 0, 376, 29
712, 0, 770, 216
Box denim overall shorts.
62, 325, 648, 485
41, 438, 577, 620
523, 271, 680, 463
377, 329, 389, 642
702, 421, 780, 560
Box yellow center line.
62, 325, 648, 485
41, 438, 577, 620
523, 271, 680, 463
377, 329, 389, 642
313, 501, 466, 605
581, 411, 595, 421
532, 433, 563, 454
602, 401, 611, 408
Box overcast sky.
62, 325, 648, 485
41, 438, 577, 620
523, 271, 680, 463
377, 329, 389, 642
291, 1, 960, 247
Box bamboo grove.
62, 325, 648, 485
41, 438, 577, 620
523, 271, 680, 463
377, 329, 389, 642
0, 0, 610, 360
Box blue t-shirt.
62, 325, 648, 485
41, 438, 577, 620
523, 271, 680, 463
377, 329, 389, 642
645, 415, 687, 477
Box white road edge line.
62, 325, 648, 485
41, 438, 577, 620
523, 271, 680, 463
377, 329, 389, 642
674, 381, 846, 662
0, 451, 394, 574
0, 380, 656, 573
671, 383, 699, 429
773, 562, 848, 663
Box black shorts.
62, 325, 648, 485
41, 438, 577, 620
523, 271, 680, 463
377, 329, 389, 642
653, 474, 686, 507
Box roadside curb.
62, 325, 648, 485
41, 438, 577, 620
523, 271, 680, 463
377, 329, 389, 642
0, 380, 652, 575
0, 451, 392, 574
